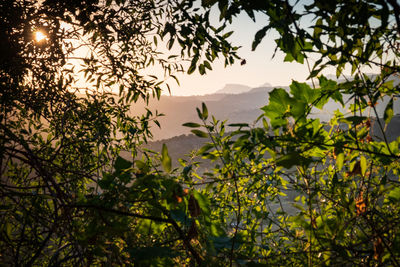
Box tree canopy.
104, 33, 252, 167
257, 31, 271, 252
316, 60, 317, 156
1, 0, 400, 265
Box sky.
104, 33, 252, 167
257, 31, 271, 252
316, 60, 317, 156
167, 11, 313, 96
63, 2, 380, 97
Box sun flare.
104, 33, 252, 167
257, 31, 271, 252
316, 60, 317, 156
35, 31, 46, 42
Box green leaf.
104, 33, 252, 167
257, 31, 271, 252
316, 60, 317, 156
388, 187, 400, 202
182, 122, 201, 128
340, 116, 367, 125
262, 118, 269, 130
384, 98, 394, 124
211, 236, 232, 249
290, 81, 314, 103
336, 153, 344, 171
268, 88, 292, 108
201, 102, 208, 120
99, 172, 114, 190
193, 191, 211, 214
135, 160, 150, 174
204, 60, 212, 70
197, 143, 214, 155
313, 18, 323, 38
228, 123, 249, 128
187, 64, 196, 75
196, 107, 203, 120
170, 209, 191, 227
276, 153, 312, 169
191, 129, 208, 138
199, 64, 205, 75
115, 156, 131, 172
222, 31, 233, 38
252, 26, 270, 50
161, 144, 171, 173
360, 156, 367, 176
202, 0, 218, 7
284, 53, 295, 62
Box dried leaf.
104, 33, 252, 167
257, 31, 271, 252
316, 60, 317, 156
374, 237, 384, 261
356, 191, 367, 216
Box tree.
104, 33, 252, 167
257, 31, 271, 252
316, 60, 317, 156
179, 0, 400, 265
2, 0, 400, 266
0, 0, 238, 265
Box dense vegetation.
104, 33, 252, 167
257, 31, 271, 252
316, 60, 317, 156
1, 0, 400, 265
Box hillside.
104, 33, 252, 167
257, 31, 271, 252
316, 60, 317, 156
129, 85, 275, 140
140, 115, 400, 170
214, 83, 252, 94
127, 76, 400, 141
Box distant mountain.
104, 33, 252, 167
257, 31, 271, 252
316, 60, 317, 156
129, 86, 274, 140
127, 76, 399, 140
214, 83, 252, 94
259, 82, 272, 88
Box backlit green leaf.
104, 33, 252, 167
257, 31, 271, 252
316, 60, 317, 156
384, 98, 394, 124
161, 144, 171, 173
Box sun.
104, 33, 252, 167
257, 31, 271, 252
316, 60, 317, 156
35, 31, 46, 42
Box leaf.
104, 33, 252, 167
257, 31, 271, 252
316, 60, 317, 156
128, 127, 137, 135
340, 116, 367, 125
204, 60, 212, 70
201, 102, 208, 120
360, 156, 367, 176
193, 191, 211, 214
202, 0, 218, 7
199, 64, 205, 75
135, 160, 150, 174
161, 144, 171, 173
222, 31, 233, 38
336, 153, 344, 170
252, 25, 270, 50
171, 209, 191, 226
167, 38, 175, 50
191, 129, 208, 138
284, 53, 295, 62
196, 107, 203, 119
228, 123, 249, 128
210, 236, 231, 249
262, 118, 269, 130
115, 156, 131, 172
276, 153, 312, 169
313, 18, 323, 38
384, 98, 394, 124
99, 172, 114, 190
187, 64, 196, 75
211, 236, 240, 250
268, 88, 292, 108
388, 187, 400, 201
5, 223, 12, 239
197, 143, 214, 155
289, 81, 314, 103
182, 122, 201, 128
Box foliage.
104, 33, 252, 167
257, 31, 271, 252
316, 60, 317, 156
178, 0, 400, 265
0, 0, 238, 265
1, 0, 400, 266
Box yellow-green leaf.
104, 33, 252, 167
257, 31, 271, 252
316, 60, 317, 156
161, 144, 171, 173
